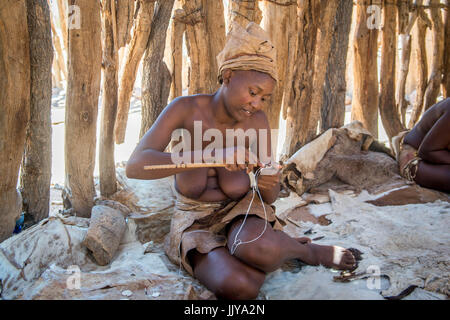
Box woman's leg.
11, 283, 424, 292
188, 247, 266, 300
227, 216, 356, 273
414, 161, 450, 193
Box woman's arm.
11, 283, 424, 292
125, 97, 200, 180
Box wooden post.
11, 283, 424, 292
56, 0, 68, 49
408, 6, 430, 128
64, 0, 102, 217
19, 0, 53, 224
116, 0, 135, 50
166, 8, 186, 102
179, 0, 225, 96
140, 0, 175, 139
50, 18, 68, 82
321, 0, 353, 131
0, 0, 30, 241
379, 0, 405, 141
260, 0, 298, 150
351, 0, 380, 138
282, 0, 320, 157
306, 0, 339, 142
441, 0, 449, 98
423, 0, 444, 111
99, 0, 119, 197
114, 0, 155, 144
396, 0, 417, 126
228, 0, 262, 31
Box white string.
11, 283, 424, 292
230, 167, 268, 255
177, 166, 273, 274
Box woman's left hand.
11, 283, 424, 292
256, 169, 281, 192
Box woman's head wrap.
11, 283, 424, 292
217, 22, 278, 83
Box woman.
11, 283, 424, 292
394, 98, 450, 193
126, 22, 356, 300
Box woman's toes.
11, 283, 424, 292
296, 237, 312, 244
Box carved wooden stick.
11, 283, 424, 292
143, 163, 228, 170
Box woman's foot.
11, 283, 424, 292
299, 241, 357, 270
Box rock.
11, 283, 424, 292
114, 168, 176, 244
281, 121, 403, 196
83, 205, 127, 266
94, 199, 132, 217
121, 290, 133, 297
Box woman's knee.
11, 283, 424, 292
215, 270, 263, 300
228, 218, 282, 272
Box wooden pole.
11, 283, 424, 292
351, 0, 380, 138
307, 0, 339, 141
260, 0, 298, 150
167, 8, 186, 102
64, 0, 102, 217
441, 0, 449, 98
396, 0, 418, 126
0, 0, 30, 241
114, 0, 155, 144
423, 0, 444, 111
20, 0, 53, 224
379, 0, 405, 141
227, 0, 262, 31
99, 0, 119, 197
282, 0, 320, 157
408, 6, 430, 128
321, 0, 353, 131
140, 0, 175, 139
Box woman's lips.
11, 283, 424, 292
241, 108, 252, 116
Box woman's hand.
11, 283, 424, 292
221, 146, 264, 173
257, 169, 281, 193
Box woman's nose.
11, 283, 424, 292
250, 98, 263, 110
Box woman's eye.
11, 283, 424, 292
250, 90, 256, 96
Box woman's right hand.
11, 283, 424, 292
221, 146, 263, 173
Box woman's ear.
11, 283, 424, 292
222, 69, 233, 85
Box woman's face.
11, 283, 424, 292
222, 70, 275, 122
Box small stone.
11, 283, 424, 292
122, 290, 133, 297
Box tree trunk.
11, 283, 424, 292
282, 0, 320, 157
423, 0, 444, 111
56, 0, 68, 49
396, 0, 417, 126
180, 0, 225, 95
167, 8, 186, 102
379, 0, 405, 141
203, 0, 226, 90
116, 0, 135, 49
351, 0, 380, 138
0, 0, 30, 241
306, 0, 339, 142
260, 0, 298, 150
321, 0, 353, 131
140, 0, 175, 139
114, 0, 155, 144
63, 0, 102, 217
441, 0, 449, 98
99, 0, 118, 197
50, 18, 68, 83
408, 9, 429, 128
228, 0, 262, 31
19, 0, 53, 225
